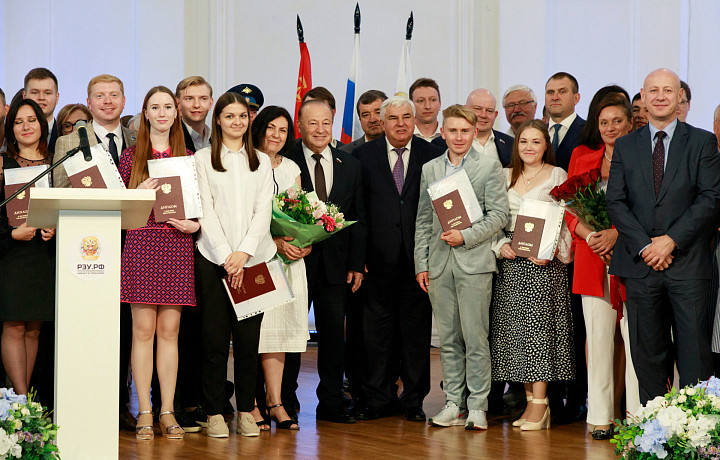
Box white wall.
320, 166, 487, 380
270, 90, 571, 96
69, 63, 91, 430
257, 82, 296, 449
2, 0, 720, 134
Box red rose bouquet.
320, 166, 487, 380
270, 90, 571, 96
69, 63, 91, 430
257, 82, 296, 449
549, 168, 611, 231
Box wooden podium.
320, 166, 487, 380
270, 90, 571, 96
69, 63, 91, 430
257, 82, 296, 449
27, 188, 155, 460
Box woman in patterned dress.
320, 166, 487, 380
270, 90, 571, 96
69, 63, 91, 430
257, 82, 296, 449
119, 86, 199, 440
490, 119, 574, 431
0, 99, 56, 397
249, 106, 309, 430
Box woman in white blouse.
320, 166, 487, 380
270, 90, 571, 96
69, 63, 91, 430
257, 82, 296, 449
195, 92, 275, 438
490, 119, 574, 431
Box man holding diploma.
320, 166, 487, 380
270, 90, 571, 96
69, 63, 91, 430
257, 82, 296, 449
414, 105, 509, 430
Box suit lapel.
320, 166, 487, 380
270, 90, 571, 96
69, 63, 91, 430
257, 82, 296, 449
327, 149, 342, 203
657, 122, 688, 202
402, 142, 422, 197
634, 127, 655, 199
373, 138, 398, 195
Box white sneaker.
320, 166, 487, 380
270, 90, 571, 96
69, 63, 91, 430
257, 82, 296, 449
465, 409, 488, 430
428, 401, 468, 427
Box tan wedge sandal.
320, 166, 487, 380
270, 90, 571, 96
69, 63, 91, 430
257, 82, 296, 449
136, 410, 154, 440
159, 411, 185, 440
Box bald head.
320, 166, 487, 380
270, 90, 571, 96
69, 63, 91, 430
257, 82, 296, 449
465, 89, 498, 137
641, 68, 682, 127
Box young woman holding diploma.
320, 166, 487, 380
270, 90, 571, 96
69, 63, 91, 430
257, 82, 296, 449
118, 86, 198, 440
194, 92, 276, 438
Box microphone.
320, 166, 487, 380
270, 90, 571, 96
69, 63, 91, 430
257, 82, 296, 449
76, 121, 93, 161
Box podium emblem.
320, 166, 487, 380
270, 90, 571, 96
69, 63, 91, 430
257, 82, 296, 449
81, 236, 100, 260
524, 222, 535, 232
161, 183, 172, 194
81, 176, 92, 187
443, 199, 453, 210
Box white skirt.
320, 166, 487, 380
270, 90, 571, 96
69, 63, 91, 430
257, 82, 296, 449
258, 259, 310, 353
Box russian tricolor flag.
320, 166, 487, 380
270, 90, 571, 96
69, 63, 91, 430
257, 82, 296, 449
341, 8, 361, 145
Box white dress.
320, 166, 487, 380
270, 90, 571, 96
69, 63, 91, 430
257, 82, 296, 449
258, 157, 310, 353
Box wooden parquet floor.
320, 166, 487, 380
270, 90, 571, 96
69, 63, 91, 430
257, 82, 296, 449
119, 347, 618, 460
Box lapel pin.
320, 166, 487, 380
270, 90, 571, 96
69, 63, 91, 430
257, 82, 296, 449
335, 157, 342, 164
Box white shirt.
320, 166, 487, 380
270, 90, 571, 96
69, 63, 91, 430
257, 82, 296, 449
473, 131, 500, 163
549, 112, 577, 146
413, 123, 442, 142
184, 121, 210, 151
195, 144, 276, 267
92, 120, 124, 154
386, 138, 411, 178
302, 143, 334, 197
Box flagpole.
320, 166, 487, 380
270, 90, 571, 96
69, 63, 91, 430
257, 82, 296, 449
341, 3, 361, 144
395, 11, 414, 97
294, 14, 312, 139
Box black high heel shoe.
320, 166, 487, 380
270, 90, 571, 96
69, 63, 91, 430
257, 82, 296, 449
267, 403, 300, 430
591, 425, 614, 440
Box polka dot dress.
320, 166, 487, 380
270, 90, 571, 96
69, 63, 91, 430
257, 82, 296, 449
490, 231, 575, 382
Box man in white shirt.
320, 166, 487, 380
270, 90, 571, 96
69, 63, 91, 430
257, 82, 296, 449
23, 68, 60, 153
340, 90, 387, 154
544, 72, 585, 171
176, 76, 213, 153
502, 85, 537, 137
410, 78, 442, 142
284, 99, 366, 424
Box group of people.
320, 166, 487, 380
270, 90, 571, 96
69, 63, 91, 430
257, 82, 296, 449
0, 64, 718, 444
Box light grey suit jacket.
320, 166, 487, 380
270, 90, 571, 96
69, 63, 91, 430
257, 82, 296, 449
414, 148, 509, 278
52, 123, 136, 188
339, 136, 366, 154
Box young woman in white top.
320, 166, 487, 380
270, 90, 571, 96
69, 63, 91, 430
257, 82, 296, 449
195, 92, 275, 438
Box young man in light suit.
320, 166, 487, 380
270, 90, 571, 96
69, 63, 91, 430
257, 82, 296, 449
414, 105, 509, 430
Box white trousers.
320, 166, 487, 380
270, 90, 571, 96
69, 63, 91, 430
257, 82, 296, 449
582, 271, 640, 425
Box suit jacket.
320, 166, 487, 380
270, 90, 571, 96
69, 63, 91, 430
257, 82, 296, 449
283, 142, 365, 284
48, 119, 59, 155
431, 129, 513, 167
354, 135, 442, 268
52, 123, 136, 188
553, 115, 586, 171
414, 148, 509, 278
182, 122, 197, 153
607, 121, 720, 280
339, 136, 366, 154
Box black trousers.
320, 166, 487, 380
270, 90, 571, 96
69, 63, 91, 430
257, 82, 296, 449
362, 251, 431, 411
625, 272, 713, 404
176, 304, 202, 408
196, 252, 262, 415
119, 303, 133, 412
284, 264, 348, 414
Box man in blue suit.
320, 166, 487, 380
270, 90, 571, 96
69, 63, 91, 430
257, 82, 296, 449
608, 68, 720, 404
545, 72, 585, 171
432, 89, 513, 167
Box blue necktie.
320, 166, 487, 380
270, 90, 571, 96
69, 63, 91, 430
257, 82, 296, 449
551, 124, 561, 152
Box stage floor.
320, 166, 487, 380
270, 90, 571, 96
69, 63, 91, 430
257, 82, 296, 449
119, 347, 617, 459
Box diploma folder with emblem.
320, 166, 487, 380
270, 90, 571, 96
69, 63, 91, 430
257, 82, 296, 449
427, 169, 483, 232
152, 176, 185, 222
63, 144, 125, 189
4, 165, 51, 227
510, 198, 565, 260
222, 258, 294, 321
148, 156, 203, 219
68, 165, 107, 189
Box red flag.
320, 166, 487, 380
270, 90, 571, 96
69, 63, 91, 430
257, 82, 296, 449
294, 42, 312, 139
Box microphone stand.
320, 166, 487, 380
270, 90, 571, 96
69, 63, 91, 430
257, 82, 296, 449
0, 145, 83, 209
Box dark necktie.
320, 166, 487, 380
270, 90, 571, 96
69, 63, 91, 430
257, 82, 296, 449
392, 148, 406, 194
652, 131, 666, 198
107, 132, 119, 165
312, 153, 328, 202
551, 124, 561, 152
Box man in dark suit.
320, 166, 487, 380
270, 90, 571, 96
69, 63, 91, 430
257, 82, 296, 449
432, 88, 513, 167
176, 76, 213, 153
545, 72, 585, 171
607, 68, 720, 404
340, 89, 387, 154
352, 96, 442, 422
283, 99, 366, 423
23, 68, 60, 154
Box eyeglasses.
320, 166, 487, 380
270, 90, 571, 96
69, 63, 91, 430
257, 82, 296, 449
61, 120, 89, 132
504, 101, 535, 110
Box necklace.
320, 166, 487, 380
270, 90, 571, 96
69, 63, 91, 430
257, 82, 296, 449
521, 162, 545, 185
604, 151, 612, 163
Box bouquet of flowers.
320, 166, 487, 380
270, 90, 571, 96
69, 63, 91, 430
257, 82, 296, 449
271, 186, 355, 262
0, 388, 59, 459
549, 168, 611, 231
613, 377, 720, 459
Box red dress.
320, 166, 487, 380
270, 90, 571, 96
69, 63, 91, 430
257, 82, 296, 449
119, 146, 196, 306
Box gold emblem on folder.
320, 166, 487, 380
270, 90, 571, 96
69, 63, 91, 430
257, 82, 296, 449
81, 176, 92, 187
255, 275, 266, 285
525, 222, 535, 232
161, 183, 172, 194
17, 191, 25, 200
443, 199, 453, 210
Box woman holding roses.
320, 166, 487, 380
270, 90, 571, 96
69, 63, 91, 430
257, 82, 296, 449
566, 92, 639, 440
490, 119, 574, 431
